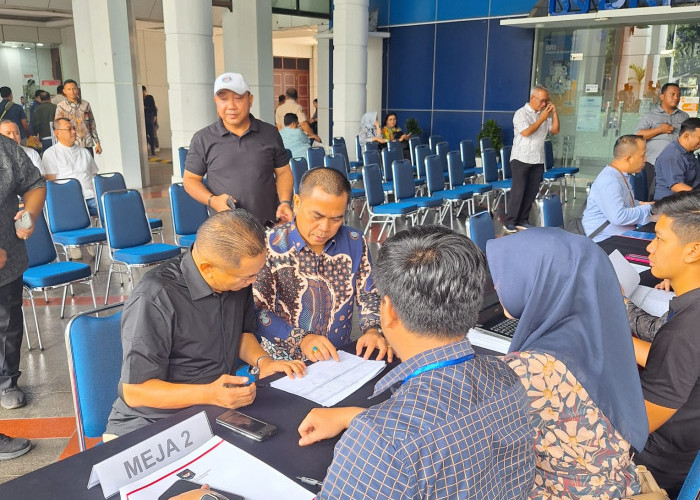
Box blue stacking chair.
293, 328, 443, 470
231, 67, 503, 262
387, 141, 402, 153
330, 144, 362, 181
102, 190, 182, 302
468, 211, 496, 253
178, 146, 188, 177
678, 451, 700, 500
93, 172, 164, 242
392, 160, 442, 224
362, 163, 418, 240
544, 140, 579, 201
414, 144, 431, 182
354, 135, 364, 165
363, 149, 392, 195
540, 140, 566, 199
324, 155, 366, 215
436, 142, 451, 180
169, 183, 208, 248
446, 151, 492, 213
65, 302, 123, 451
539, 194, 564, 228
425, 154, 472, 228
479, 136, 493, 153
408, 136, 421, 166
428, 135, 443, 154
630, 169, 649, 202
332, 137, 361, 171
381, 146, 403, 182
290, 157, 309, 195
460, 139, 483, 178
500, 146, 512, 180
362, 141, 379, 153
306, 146, 325, 169
45, 179, 106, 272
23, 212, 97, 350
482, 148, 512, 212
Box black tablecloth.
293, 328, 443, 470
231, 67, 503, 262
598, 235, 658, 288
0, 345, 496, 499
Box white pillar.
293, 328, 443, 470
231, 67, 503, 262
367, 34, 388, 124
316, 35, 332, 147
71, 0, 147, 188
222, 0, 274, 124
333, 0, 369, 150
59, 26, 80, 83
163, 0, 216, 182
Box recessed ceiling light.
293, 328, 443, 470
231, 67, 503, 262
10, 45, 18, 49
36, 43, 44, 47
24, 47, 31, 50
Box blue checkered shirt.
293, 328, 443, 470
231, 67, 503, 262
320, 339, 535, 499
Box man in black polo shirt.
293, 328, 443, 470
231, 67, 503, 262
105, 210, 305, 437
631, 190, 700, 498
183, 72, 294, 225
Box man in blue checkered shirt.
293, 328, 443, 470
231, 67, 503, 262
298, 225, 535, 499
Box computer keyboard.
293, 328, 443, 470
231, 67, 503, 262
489, 318, 519, 338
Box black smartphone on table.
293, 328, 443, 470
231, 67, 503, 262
216, 410, 277, 442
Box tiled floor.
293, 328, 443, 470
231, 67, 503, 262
0, 153, 586, 484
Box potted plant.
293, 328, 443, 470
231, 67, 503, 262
404, 118, 422, 139
475, 119, 504, 155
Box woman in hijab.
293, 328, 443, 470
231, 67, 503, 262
358, 111, 387, 148
486, 228, 649, 499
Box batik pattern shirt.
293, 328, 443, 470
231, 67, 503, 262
505, 351, 641, 500
253, 221, 380, 360
55, 98, 100, 148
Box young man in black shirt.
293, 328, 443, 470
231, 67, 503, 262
632, 190, 700, 498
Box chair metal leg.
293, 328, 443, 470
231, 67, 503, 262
60, 285, 68, 319
28, 291, 43, 350
43, 291, 49, 303
89, 281, 97, 308
22, 298, 32, 351
93, 245, 103, 275
104, 263, 114, 305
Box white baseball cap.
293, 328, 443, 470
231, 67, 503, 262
214, 72, 250, 96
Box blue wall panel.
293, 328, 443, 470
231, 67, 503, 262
436, 0, 489, 21
433, 20, 487, 111
386, 24, 435, 110
383, 110, 433, 144
489, 0, 538, 17
432, 112, 484, 150
388, 0, 435, 25
484, 20, 533, 111
483, 111, 516, 147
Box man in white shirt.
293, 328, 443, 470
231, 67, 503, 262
275, 88, 321, 143
0, 120, 44, 175
42, 117, 98, 215
505, 85, 559, 232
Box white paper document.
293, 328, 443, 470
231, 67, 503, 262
119, 436, 315, 500
270, 351, 385, 407
608, 250, 674, 317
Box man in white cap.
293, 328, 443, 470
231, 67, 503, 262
183, 72, 294, 225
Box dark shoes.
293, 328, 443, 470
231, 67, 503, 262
516, 222, 536, 230
503, 224, 517, 234
0, 433, 31, 460
1, 386, 27, 410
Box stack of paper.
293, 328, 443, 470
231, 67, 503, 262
608, 250, 674, 317
271, 351, 386, 407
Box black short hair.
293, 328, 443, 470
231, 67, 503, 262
56, 85, 63, 95
374, 225, 486, 339
283, 113, 299, 127
655, 190, 700, 244
661, 82, 680, 94
142, 85, 146, 92
285, 88, 298, 100
0, 87, 11, 98
40, 91, 51, 101
278, 94, 286, 104
34, 89, 43, 98
195, 209, 266, 268
613, 134, 643, 159
313, 98, 317, 104
63, 79, 77, 87
680, 117, 700, 136
299, 167, 351, 200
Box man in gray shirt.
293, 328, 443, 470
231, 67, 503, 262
105, 210, 305, 437
184, 73, 294, 225
636, 82, 689, 198
0, 134, 45, 458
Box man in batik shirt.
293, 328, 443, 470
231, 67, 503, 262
253, 167, 391, 363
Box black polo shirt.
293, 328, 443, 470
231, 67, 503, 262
636, 287, 700, 492
185, 116, 288, 223
105, 251, 256, 437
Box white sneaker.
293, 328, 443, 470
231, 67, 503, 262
154, 148, 161, 153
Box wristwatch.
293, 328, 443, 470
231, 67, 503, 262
280, 200, 292, 206
201, 492, 229, 500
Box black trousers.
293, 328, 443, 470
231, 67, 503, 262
145, 115, 156, 154
505, 159, 544, 226
0, 277, 24, 390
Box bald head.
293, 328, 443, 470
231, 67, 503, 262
194, 209, 266, 268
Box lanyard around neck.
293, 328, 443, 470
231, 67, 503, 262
402, 354, 474, 385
